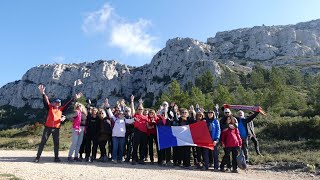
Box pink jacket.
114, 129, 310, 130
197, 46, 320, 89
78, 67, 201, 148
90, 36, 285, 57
72, 110, 81, 130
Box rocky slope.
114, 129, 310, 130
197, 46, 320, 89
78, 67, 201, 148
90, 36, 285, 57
1, 19, 320, 109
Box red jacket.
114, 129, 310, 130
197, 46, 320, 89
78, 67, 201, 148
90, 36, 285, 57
147, 116, 159, 135
133, 114, 148, 133
220, 128, 242, 148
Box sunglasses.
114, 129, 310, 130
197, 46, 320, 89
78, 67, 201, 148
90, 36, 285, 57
182, 112, 188, 114
225, 112, 230, 114
208, 112, 214, 114
138, 109, 143, 110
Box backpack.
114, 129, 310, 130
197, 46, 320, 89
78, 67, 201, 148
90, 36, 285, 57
237, 151, 248, 170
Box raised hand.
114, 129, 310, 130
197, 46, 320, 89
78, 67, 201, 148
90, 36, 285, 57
105, 98, 109, 107
38, 84, 46, 95
130, 95, 134, 102
138, 98, 144, 105
75, 92, 83, 99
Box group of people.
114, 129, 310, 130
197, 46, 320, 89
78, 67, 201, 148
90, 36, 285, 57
34, 85, 263, 173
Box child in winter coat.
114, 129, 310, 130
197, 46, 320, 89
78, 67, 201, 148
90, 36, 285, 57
220, 116, 242, 173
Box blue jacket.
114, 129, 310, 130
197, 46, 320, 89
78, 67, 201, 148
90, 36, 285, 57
206, 118, 220, 141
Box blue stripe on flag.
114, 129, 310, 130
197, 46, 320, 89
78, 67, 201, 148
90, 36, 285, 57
157, 125, 178, 150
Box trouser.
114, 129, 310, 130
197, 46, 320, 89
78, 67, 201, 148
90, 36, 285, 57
79, 132, 86, 157
36, 126, 60, 158
99, 140, 107, 157
85, 135, 98, 158
148, 134, 158, 162
68, 127, 85, 158
158, 147, 171, 163
181, 146, 191, 167
107, 139, 112, 158
124, 133, 134, 161
132, 129, 147, 162
250, 136, 261, 155
191, 147, 199, 166
209, 149, 213, 165
212, 145, 219, 169
112, 137, 125, 161
241, 137, 249, 161
220, 147, 239, 170
173, 146, 181, 164
196, 147, 209, 168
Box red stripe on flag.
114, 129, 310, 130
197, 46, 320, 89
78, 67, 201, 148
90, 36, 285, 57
189, 121, 214, 150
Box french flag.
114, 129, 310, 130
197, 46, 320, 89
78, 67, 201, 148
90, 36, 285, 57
157, 121, 214, 150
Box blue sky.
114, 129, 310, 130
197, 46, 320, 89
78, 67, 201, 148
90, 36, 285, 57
1, 0, 320, 87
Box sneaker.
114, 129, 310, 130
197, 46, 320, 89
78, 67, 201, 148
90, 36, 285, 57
132, 160, 137, 165
138, 160, 146, 165
91, 156, 96, 162
34, 157, 40, 163
85, 157, 92, 163
201, 166, 209, 171
220, 168, 225, 172
166, 161, 173, 166
117, 160, 123, 164
67, 157, 74, 162
232, 169, 239, 173
54, 157, 61, 162
74, 157, 82, 162
213, 168, 219, 172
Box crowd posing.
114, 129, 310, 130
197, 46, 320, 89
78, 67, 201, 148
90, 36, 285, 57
34, 85, 263, 173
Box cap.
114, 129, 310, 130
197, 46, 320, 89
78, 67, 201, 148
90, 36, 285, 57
224, 108, 231, 113
54, 99, 61, 103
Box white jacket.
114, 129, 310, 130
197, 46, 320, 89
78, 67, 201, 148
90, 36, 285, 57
106, 108, 134, 137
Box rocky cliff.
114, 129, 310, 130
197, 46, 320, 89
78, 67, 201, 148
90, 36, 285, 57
1, 19, 320, 109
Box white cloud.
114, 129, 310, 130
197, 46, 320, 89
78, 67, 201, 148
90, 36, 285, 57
82, 3, 159, 56
110, 19, 159, 56
82, 3, 113, 34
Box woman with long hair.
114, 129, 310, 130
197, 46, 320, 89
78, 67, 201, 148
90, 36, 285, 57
68, 102, 87, 162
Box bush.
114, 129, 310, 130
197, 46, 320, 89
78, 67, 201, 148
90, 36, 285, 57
260, 116, 320, 140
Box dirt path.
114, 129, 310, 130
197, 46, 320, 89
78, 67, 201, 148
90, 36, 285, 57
0, 150, 317, 180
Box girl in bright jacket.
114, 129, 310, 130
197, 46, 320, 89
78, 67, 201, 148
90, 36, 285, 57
220, 116, 242, 173
68, 102, 87, 162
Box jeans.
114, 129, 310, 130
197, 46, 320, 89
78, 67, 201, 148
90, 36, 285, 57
112, 137, 125, 161
212, 144, 219, 169
36, 127, 60, 158
68, 127, 85, 158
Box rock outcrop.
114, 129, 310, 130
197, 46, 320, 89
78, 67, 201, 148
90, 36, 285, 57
1, 19, 320, 109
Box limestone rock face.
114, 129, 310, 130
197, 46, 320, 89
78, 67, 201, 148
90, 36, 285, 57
1, 19, 320, 109
207, 19, 320, 60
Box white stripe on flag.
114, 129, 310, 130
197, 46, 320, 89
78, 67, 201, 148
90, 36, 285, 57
171, 125, 196, 147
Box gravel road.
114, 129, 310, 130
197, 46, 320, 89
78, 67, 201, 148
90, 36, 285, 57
0, 150, 317, 180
